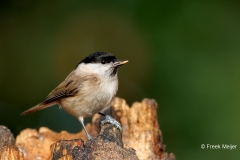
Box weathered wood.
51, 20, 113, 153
50, 139, 84, 160
109, 98, 175, 159
15, 127, 88, 160
0, 144, 24, 160
0, 126, 15, 148
50, 123, 138, 160
0, 97, 175, 160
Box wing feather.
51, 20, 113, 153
21, 71, 100, 116
43, 72, 81, 104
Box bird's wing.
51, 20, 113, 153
44, 72, 81, 104
43, 82, 78, 103
44, 72, 100, 104
21, 71, 100, 116
21, 71, 80, 116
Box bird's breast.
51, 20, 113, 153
60, 77, 118, 118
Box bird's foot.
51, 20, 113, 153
101, 115, 122, 132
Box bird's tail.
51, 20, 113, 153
21, 102, 57, 116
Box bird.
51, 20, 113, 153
21, 52, 128, 140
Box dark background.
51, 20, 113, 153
1, 1, 240, 159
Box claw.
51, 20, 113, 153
101, 115, 122, 132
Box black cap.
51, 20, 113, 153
80, 52, 117, 64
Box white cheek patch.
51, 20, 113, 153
76, 63, 112, 77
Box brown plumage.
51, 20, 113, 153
21, 52, 128, 140
21, 71, 101, 117
21, 72, 78, 115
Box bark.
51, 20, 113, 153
0, 97, 175, 160
0, 126, 15, 148
50, 123, 138, 160
0, 145, 24, 160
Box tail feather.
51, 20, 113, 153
21, 102, 57, 116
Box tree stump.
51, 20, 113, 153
50, 123, 138, 160
0, 97, 175, 160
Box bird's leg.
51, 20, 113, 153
101, 115, 122, 132
78, 116, 92, 140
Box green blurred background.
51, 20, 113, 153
1, 0, 240, 159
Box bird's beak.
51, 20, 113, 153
113, 60, 128, 67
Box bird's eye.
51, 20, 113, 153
101, 60, 106, 64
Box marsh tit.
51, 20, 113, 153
21, 52, 128, 140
